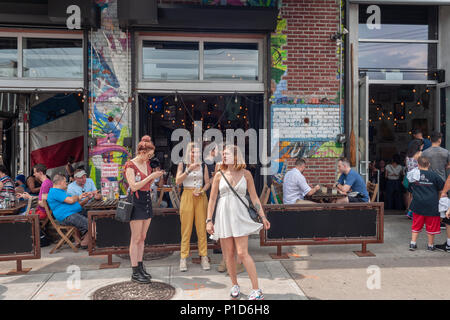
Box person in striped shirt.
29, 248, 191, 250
0, 164, 15, 201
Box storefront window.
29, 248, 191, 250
143, 41, 199, 80
204, 42, 259, 81
0, 38, 18, 78
359, 42, 437, 70
23, 38, 83, 78
358, 5, 438, 40
358, 5, 438, 81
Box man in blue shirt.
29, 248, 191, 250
47, 173, 91, 248
67, 169, 102, 201
335, 158, 369, 203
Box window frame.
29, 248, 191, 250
0, 31, 84, 91
136, 35, 265, 93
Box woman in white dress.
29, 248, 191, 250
206, 145, 270, 300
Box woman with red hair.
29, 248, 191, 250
124, 135, 165, 284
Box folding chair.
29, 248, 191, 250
270, 181, 284, 204
366, 181, 379, 203
259, 184, 270, 205
24, 196, 49, 230
169, 186, 181, 209
43, 200, 81, 254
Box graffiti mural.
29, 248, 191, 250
269, 6, 345, 181
89, 0, 132, 195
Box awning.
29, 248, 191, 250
0, 0, 100, 29
349, 0, 450, 4
118, 0, 279, 33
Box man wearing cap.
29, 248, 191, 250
67, 169, 102, 201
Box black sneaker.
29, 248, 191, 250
435, 242, 450, 252
409, 243, 417, 251
427, 244, 436, 251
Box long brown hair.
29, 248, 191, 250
219, 144, 246, 171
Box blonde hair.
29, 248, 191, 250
184, 142, 201, 164
219, 144, 246, 171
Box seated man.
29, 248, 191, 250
283, 158, 320, 204
47, 174, 92, 248
67, 169, 102, 201
335, 158, 369, 203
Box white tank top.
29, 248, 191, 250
183, 165, 203, 188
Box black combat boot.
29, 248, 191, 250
138, 261, 152, 280
131, 266, 150, 284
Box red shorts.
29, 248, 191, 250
33, 207, 47, 220
412, 213, 441, 235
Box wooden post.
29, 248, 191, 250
269, 245, 290, 259
6, 260, 32, 275
354, 242, 376, 257
99, 254, 121, 269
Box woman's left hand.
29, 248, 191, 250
261, 217, 270, 230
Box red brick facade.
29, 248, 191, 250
285, 157, 338, 187
278, 0, 342, 185
280, 0, 341, 99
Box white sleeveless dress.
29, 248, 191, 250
210, 175, 263, 241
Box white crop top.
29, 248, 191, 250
183, 165, 203, 188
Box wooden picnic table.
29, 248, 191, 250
84, 199, 119, 211
306, 191, 347, 203
0, 201, 28, 216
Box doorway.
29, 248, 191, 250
138, 93, 265, 193
367, 84, 436, 163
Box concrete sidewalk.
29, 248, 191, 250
0, 215, 449, 300
0, 261, 306, 300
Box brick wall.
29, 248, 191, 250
285, 157, 338, 187
275, 0, 341, 186
279, 0, 341, 100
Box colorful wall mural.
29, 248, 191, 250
89, 0, 132, 195
269, 2, 345, 179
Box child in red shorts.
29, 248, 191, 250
408, 156, 445, 251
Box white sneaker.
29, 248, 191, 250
230, 285, 240, 299
200, 256, 210, 270
180, 258, 187, 272
248, 289, 264, 300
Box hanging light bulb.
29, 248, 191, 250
234, 94, 238, 104
174, 92, 178, 102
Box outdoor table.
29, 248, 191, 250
156, 186, 174, 207
0, 201, 28, 216
84, 199, 119, 211
306, 191, 347, 203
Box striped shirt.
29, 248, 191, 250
0, 176, 15, 200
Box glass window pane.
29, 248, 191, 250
204, 42, 259, 81
359, 42, 437, 70
0, 38, 18, 78
358, 5, 438, 40
23, 38, 83, 78
143, 41, 199, 80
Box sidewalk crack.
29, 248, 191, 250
29, 272, 55, 300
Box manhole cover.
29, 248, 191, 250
92, 281, 176, 300
117, 251, 173, 261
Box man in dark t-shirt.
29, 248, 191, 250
408, 156, 445, 251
